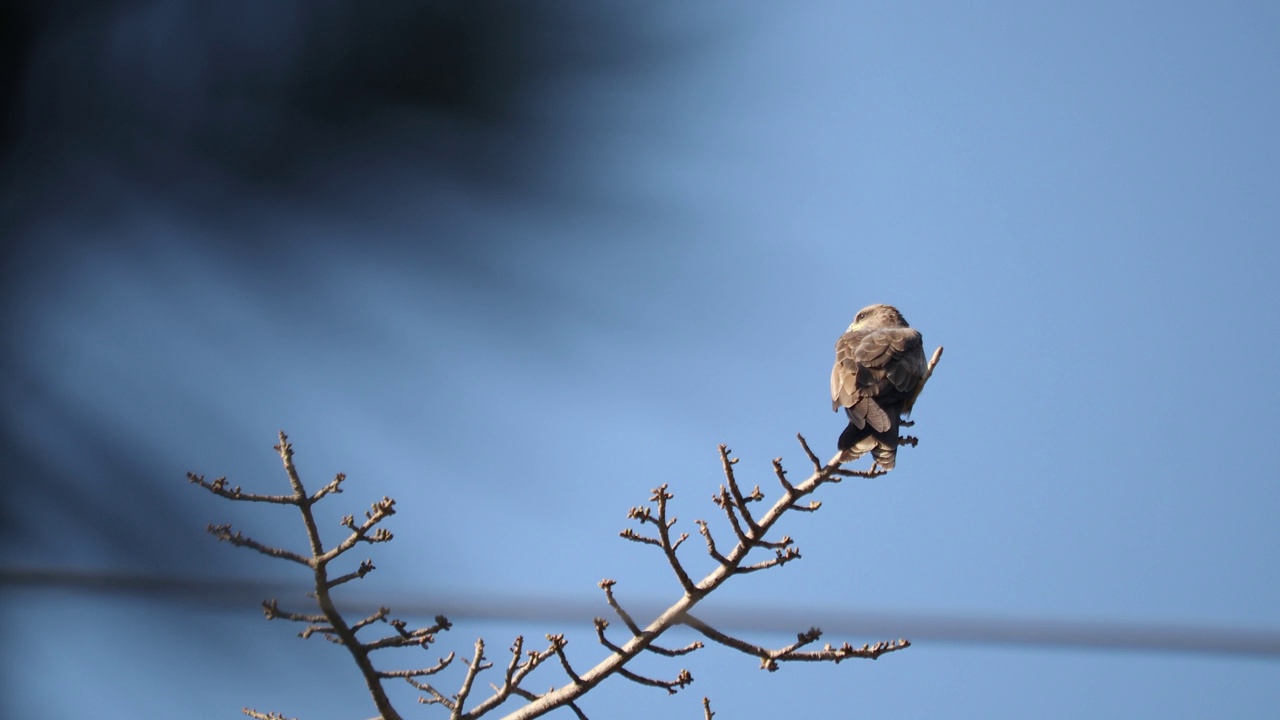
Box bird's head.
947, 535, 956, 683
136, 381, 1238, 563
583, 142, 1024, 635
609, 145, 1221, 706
847, 304, 909, 332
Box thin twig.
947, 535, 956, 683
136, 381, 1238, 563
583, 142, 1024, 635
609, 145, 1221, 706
652, 486, 697, 595
206, 525, 312, 566
189, 473, 299, 505
310, 473, 347, 502
694, 520, 727, 564
681, 613, 909, 670
326, 559, 377, 589
796, 434, 822, 471
242, 709, 296, 720
599, 580, 642, 637
452, 639, 492, 719
771, 458, 794, 493
615, 666, 694, 695
261, 599, 324, 624
718, 446, 760, 535
714, 487, 750, 546
549, 634, 581, 685
377, 653, 454, 678
351, 607, 390, 633
460, 636, 560, 719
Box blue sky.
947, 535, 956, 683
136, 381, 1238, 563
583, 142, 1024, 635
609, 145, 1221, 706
3, 2, 1278, 718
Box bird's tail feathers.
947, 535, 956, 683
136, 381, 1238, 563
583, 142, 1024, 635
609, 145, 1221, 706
871, 442, 897, 470
838, 415, 901, 469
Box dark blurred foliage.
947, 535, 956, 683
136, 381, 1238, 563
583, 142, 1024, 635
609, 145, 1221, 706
0, 0, 680, 572
2, 0, 674, 248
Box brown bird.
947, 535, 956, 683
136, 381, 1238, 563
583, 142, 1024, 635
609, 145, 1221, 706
831, 304, 927, 469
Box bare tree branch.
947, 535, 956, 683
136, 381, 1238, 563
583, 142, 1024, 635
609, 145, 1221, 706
190, 472, 298, 505
378, 653, 455, 679
190, 344, 942, 720
326, 559, 377, 589
504, 381, 942, 719
192, 431, 455, 720
694, 519, 727, 564
718, 448, 761, 536
206, 524, 312, 566
796, 434, 823, 471
681, 613, 909, 670
549, 634, 581, 686
626, 486, 697, 594
242, 709, 296, 720
599, 579, 643, 637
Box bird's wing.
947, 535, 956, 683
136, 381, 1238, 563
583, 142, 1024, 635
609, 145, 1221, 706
854, 327, 925, 395
833, 327, 926, 431
831, 329, 864, 411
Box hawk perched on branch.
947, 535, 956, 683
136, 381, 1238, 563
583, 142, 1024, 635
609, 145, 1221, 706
831, 304, 927, 469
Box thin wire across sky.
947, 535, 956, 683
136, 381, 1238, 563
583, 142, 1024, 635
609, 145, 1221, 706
6, 567, 1277, 659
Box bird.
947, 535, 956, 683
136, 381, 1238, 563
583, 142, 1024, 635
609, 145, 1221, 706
831, 304, 927, 469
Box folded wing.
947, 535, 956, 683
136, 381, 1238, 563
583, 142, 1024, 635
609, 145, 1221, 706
831, 327, 926, 433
